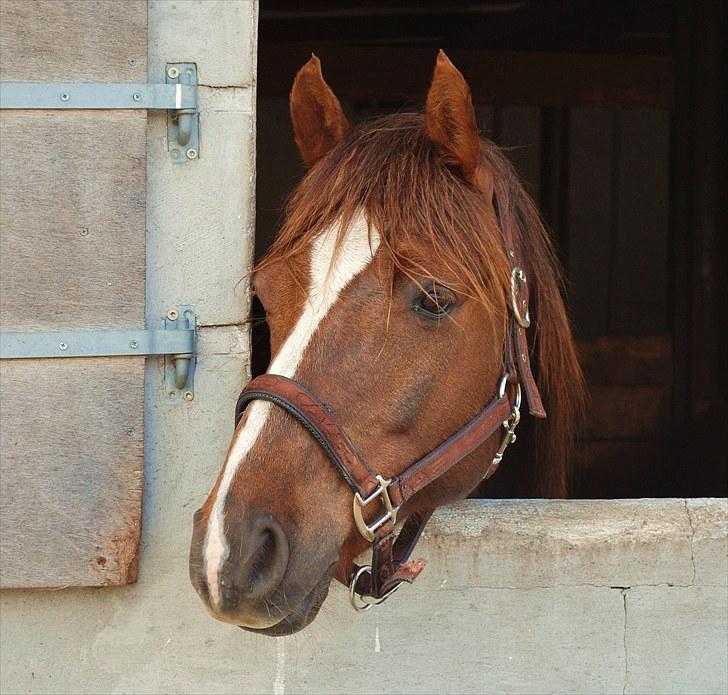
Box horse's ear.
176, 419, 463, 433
289, 55, 350, 167
425, 50, 491, 195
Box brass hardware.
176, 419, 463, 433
353, 475, 399, 542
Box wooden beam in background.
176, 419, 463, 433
259, 44, 675, 108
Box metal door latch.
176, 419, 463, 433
163, 306, 197, 401
0, 63, 200, 162
0, 307, 198, 403
165, 64, 200, 163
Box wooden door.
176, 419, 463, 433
0, 1, 148, 587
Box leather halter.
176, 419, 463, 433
234, 194, 545, 611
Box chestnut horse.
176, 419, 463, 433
190, 51, 585, 635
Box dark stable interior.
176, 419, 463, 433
251, 1, 727, 499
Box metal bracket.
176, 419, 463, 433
0, 63, 200, 162
165, 64, 200, 163
0, 307, 198, 401
162, 306, 197, 402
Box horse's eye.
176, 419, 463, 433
413, 284, 456, 319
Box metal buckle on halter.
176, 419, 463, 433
510, 266, 531, 328
348, 565, 403, 612
353, 474, 399, 542
491, 377, 522, 469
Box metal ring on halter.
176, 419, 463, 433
348, 565, 403, 612
497, 375, 522, 411
510, 266, 531, 328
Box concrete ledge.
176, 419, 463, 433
421, 498, 726, 590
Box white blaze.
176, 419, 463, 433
204, 213, 380, 606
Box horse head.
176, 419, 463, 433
190, 51, 585, 634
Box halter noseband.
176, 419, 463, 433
234, 193, 546, 611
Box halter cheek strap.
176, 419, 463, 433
234, 192, 545, 610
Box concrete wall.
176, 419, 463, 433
1, 3, 727, 695
1, 495, 726, 694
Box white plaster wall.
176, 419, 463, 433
1, 4, 727, 695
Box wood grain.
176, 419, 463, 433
0, 0, 147, 587
0, 111, 146, 331
0, 358, 144, 588
0, 0, 147, 82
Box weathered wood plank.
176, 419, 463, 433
0, 0, 148, 588
0, 111, 146, 331
0, 358, 144, 588
0, 0, 147, 82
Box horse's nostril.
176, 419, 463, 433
239, 514, 289, 600
248, 528, 276, 594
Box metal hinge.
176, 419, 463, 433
0, 63, 200, 163
0, 307, 197, 402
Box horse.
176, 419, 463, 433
190, 51, 586, 635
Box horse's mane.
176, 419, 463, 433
258, 112, 586, 497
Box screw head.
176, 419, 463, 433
132, 92, 141, 102
127, 57, 137, 67
185, 148, 198, 160
183, 391, 194, 402
59, 342, 68, 350
168, 391, 177, 399
60, 92, 70, 102
167, 309, 178, 321
129, 340, 139, 349
167, 66, 180, 79
79, 227, 89, 237
126, 427, 135, 436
